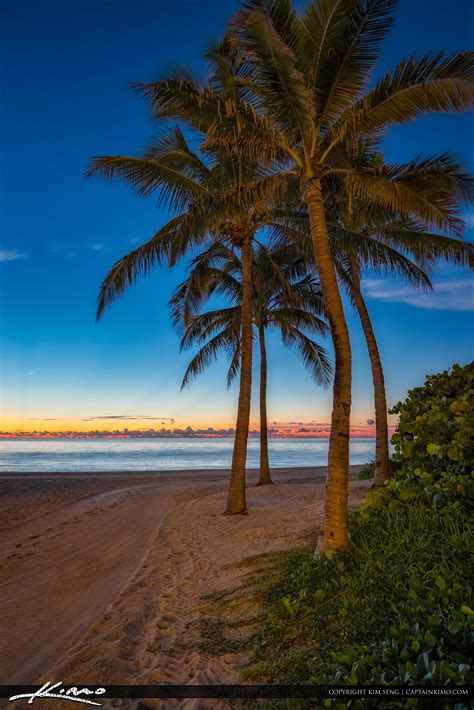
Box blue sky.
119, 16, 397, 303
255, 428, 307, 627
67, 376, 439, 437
0, 0, 473, 432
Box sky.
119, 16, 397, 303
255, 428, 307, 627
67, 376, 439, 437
0, 0, 473, 434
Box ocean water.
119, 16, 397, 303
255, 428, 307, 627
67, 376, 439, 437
0, 437, 377, 473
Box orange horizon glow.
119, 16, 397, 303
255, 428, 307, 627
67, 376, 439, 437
0, 416, 397, 438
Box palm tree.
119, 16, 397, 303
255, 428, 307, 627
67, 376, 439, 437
87, 125, 296, 514
170, 243, 331, 485
209, 0, 474, 552
87, 38, 311, 515
272, 150, 473, 487
328, 151, 474, 485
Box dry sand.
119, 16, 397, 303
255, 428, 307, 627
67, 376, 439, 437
0, 467, 370, 708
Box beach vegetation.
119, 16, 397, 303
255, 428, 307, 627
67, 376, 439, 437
356, 460, 375, 480
242, 363, 473, 703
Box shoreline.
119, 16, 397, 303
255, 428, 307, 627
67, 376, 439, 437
0, 466, 365, 690
0, 464, 360, 476
0, 466, 361, 529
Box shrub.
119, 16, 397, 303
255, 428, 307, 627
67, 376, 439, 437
389, 362, 473, 479
356, 460, 375, 480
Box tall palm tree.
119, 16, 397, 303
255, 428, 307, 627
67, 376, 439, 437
327, 151, 474, 485
272, 152, 473, 487
170, 243, 331, 485
209, 0, 474, 552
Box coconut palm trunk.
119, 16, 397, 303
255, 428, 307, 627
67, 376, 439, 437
225, 237, 253, 514
257, 322, 272, 486
349, 261, 390, 486
306, 178, 351, 553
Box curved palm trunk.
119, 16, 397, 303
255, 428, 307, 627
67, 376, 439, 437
257, 323, 272, 486
225, 238, 253, 514
349, 264, 390, 486
306, 178, 351, 554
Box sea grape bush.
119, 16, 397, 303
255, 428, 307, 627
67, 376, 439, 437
389, 361, 473, 479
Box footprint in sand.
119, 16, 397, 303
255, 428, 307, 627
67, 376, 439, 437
162, 612, 177, 622
158, 627, 175, 638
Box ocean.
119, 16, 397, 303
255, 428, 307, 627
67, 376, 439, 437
0, 437, 378, 472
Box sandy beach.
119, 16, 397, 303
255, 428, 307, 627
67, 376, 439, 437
0, 467, 369, 698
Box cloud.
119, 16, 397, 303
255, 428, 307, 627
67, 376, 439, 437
0, 249, 28, 262
464, 212, 474, 228
83, 415, 174, 422
362, 278, 474, 312
91, 243, 104, 251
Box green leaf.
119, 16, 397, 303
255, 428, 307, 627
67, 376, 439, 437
447, 620, 462, 635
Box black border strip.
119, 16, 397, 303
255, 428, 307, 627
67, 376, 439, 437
1, 685, 473, 700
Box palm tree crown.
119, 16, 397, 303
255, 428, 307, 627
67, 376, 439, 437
171, 242, 331, 484
171, 242, 331, 389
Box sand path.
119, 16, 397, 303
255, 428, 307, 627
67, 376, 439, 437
0, 472, 225, 684
0, 467, 368, 709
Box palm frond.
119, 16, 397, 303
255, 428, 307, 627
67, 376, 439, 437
302, 0, 397, 124
96, 215, 190, 320
86, 153, 206, 212
169, 241, 233, 328
180, 308, 240, 350
370, 224, 474, 267
240, 0, 303, 58
132, 75, 224, 133
329, 51, 474, 146
144, 125, 212, 181
271, 305, 328, 333
230, 5, 313, 138
226, 337, 242, 388
349, 169, 465, 236
180, 327, 239, 389
328, 223, 433, 287
281, 326, 332, 385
